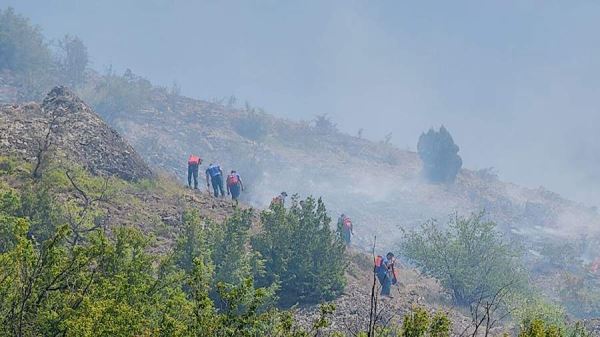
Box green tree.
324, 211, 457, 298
401, 212, 526, 306
417, 126, 462, 183
55, 34, 88, 87
253, 196, 347, 306
0, 7, 55, 99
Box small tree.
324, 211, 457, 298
313, 114, 337, 135
401, 212, 526, 307
55, 34, 88, 87
417, 126, 462, 183
252, 196, 346, 305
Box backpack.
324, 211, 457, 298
227, 174, 239, 186
342, 217, 352, 230
207, 165, 221, 177
188, 155, 201, 165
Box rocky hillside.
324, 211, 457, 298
91, 87, 600, 252
0, 87, 152, 181
0, 86, 253, 248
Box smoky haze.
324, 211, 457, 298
5, 0, 600, 207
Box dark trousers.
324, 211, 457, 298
230, 184, 241, 200
188, 164, 199, 188
211, 175, 224, 197
377, 270, 392, 296
342, 229, 351, 245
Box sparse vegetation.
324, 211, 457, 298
79, 68, 154, 123
313, 114, 338, 135
54, 34, 88, 87
233, 109, 270, 142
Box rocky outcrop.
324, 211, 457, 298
0, 86, 152, 181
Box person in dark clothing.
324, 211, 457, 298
187, 155, 202, 189
374, 252, 397, 298
226, 170, 244, 203
337, 214, 353, 245
206, 163, 225, 197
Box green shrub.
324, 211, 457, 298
401, 212, 526, 306
253, 196, 347, 305
400, 307, 451, 337
517, 319, 592, 337
417, 126, 462, 183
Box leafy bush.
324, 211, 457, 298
401, 212, 526, 306
401, 307, 451, 337
253, 196, 347, 305
417, 126, 462, 183
517, 319, 592, 337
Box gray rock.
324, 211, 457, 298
0, 86, 152, 181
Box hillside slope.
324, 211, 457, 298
93, 88, 600, 251
0, 87, 484, 335
0, 87, 242, 245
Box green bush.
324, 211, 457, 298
400, 307, 451, 337
253, 196, 347, 305
517, 319, 592, 337
401, 212, 526, 306
417, 126, 462, 183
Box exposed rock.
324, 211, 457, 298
0, 86, 152, 181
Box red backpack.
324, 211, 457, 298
342, 217, 352, 230
188, 155, 201, 165
227, 174, 239, 186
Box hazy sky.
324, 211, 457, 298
4, 0, 600, 206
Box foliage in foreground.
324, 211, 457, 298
0, 157, 351, 336
253, 196, 347, 306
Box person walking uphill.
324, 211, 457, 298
374, 252, 397, 298
187, 155, 202, 189
226, 170, 244, 203
206, 163, 225, 197
337, 214, 353, 245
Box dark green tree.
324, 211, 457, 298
417, 126, 462, 183
252, 196, 346, 306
